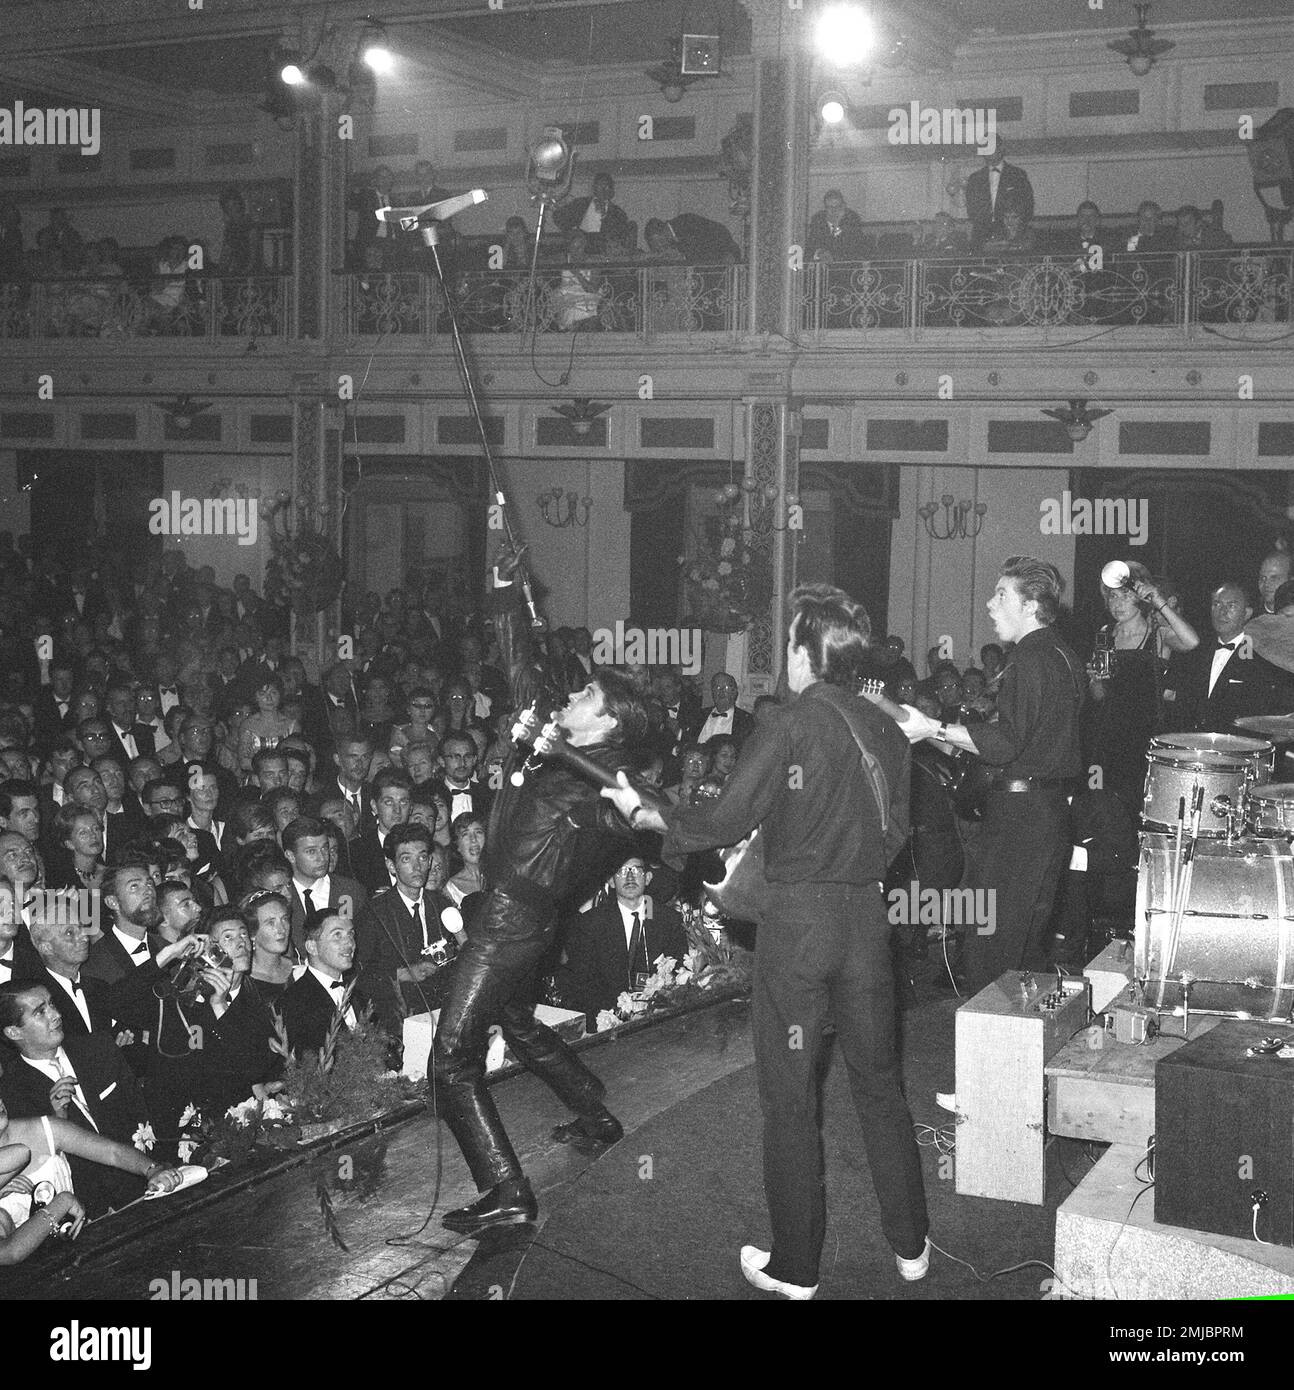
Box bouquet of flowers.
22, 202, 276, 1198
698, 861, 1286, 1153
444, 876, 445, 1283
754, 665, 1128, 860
679, 512, 770, 633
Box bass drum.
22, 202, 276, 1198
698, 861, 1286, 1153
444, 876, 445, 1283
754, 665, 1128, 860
1135, 832, 1294, 1021
1142, 732, 1274, 837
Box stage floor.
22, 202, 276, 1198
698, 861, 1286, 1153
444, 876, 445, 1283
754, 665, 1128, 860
7, 961, 1100, 1301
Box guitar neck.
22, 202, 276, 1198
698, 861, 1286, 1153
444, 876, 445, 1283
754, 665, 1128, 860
538, 735, 671, 817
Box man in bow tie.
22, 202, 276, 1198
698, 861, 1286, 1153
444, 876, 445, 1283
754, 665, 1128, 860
1165, 581, 1287, 733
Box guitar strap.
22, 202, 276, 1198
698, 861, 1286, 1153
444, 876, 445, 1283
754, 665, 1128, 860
823, 696, 890, 843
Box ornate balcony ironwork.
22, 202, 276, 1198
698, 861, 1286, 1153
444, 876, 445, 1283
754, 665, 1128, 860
799, 248, 1291, 337
0, 275, 293, 342
339, 262, 749, 340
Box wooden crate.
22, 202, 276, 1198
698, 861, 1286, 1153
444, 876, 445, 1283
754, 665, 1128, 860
954, 972, 1091, 1205
1046, 996, 1220, 1147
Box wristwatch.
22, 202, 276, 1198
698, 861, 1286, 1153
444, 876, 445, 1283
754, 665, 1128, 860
937, 723, 949, 742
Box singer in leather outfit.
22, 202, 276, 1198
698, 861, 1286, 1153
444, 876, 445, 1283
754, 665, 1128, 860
432, 546, 652, 1238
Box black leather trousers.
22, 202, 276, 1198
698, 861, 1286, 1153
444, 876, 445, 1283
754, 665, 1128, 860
430, 889, 608, 1190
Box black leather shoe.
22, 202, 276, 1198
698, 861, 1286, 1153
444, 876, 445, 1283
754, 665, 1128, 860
552, 1108, 624, 1152
442, 1178, 537, 1237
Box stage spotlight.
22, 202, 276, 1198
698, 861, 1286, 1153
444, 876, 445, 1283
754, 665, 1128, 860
360, 20, 394, 73
819, 92, 847, 125
529, 127, 573, 186
815, 4, 876, 67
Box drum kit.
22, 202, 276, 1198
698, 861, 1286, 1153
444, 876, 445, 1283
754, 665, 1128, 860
1134, 727, 1294, 1024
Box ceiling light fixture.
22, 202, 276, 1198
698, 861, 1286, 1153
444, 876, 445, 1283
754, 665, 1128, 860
1107, 4, 1174, 78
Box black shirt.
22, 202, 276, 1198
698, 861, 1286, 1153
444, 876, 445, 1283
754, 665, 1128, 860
662, 681, 909, 885
970, 625, 1083, 779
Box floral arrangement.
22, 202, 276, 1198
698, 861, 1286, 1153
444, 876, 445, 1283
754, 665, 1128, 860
679, 510, 770, 633
593, 905, 754, 1032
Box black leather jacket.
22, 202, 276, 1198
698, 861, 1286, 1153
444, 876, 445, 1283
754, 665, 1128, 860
483, 584, 637, 911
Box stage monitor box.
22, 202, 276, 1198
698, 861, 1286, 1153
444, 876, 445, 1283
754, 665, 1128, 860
1156, 1020, 1294, 1248
955, 971, 1091, 1205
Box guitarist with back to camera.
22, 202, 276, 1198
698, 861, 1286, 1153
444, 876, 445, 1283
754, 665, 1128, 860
430, 543, 658, 1239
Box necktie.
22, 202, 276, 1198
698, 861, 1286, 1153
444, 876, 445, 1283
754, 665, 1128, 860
130, 940, 150, 960
57, 1062, 97, 1132
1217, 640, 1237, 650
69, 978, 81, 994
412, 897, 428, 951
627, 912, 644, 984
302, 886, 316, 914
329, 978, 345, 993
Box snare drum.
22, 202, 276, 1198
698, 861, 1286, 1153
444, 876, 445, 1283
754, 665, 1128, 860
1247, 782, 1294, 837
1142, 732, 1275, 837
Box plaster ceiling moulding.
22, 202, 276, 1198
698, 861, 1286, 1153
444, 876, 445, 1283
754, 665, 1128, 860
0, 56, 189, 122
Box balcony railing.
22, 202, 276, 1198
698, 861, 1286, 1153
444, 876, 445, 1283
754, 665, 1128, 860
0, 275, 294, 341
338, 263, 748, 340
800, 249, 1292, 337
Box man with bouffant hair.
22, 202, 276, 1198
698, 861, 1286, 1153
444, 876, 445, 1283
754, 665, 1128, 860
605, 582, 928, 1299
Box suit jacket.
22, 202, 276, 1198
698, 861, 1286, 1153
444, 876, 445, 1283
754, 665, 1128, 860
687, 705, 755, 749
83, 926, 158, 991
108, 721, 156, 765
279, 967, 394, 1060
964, 162, 1035, 246
0, 1035, 148, 1216
287, 873, 372, 958
666, 214, 741, 264
347, 827, 397, 894
34, 688, 75, 748
36, 967, 115, 1039
430, 778, 493, 829
105, 805, 149, 860
187, 981, 281, 1117
1165, 642, 1289, 734
0, 925, 45, 984
806, 208, 868, 261
557, 896, 688, 1022
554, 195, 632, 247
359, 885, 458, 1019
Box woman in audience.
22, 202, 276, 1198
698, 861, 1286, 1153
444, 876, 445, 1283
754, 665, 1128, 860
667, 743, 710, 806
1085, 558, 1200, 816
45, 805, 105, 891
229, 801, 278, 850
236, 674, 298, 774
436, 676, 486, 738
390, 687, 439, 766
244, 890, 298, 1000
445, 812, 486, 906
708, 736, 739, 786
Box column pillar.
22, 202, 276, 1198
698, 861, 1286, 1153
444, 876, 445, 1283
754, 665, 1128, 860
742, 398, 800, 696
292, 81, 348, 339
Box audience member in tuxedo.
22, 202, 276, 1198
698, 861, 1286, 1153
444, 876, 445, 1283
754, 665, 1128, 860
554, 172, 632, 252
0, 834, 41, 918
248, 748, 291, 797
964, 141, 1034, 249
651, 671, 700, 758
329, 735, 373, 831
446, 813, 486, 907
93, 754, 146, 829
1123, 200, 1176, 254
26, 903, 113, 1041
1046, 788, 1138, 971
556, 856, 687, 1024
126, 756, 164, 805
281, 816, 371, 958
104, 680, 154, 764
280, 910, 396, 1064
244, 890, 297, 1004
348, 164, 400, 273
1164, 582, 1287, 732
690, 674, 755, 748
133, 687, 169, 756
806, 189, 867, 263
360, 826, 462, 1023
431, 732, 492, 846
0, 982, 149, 1216
82, 859, 164, 993
160, 716, 238, 811
0, 781, 41, 849
321, 665, 361, 742
139, 777, 186, 825
150, 816, 225, 903
279, 742, 313, 797
0, 874, 44, 985
43, 806, 104, 893
37, 738, 79, 827
348, 768, 413, 893
181, 771, 225, 869
34, 661, 76, 750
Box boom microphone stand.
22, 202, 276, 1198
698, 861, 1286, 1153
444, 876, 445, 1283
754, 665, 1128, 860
418, 214, 542, 628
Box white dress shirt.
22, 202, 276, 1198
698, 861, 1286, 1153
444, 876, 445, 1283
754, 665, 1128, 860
0, 945, 14, 984
46, 970, 93, 1031
295, 874, 331, 916
112, 722, 139, 760
444, 782, 476, 821
112, 925, 152, 967
698, 708, 735, 744
1208, 640, 1239, 697
26, 1047, 98, 1130
397, 887, 430, 951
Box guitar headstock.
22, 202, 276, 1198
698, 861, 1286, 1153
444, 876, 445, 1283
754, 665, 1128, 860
534, 717, 565, 757
509, 701, 541, 746
858, 678, 885, 702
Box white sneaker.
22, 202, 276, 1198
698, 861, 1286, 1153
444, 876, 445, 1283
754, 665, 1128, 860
935, 1092, 957, 1112
739, 1245, 818, 1300
896, 1237, 931, 1282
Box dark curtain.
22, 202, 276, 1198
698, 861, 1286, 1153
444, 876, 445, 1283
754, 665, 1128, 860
20, 450, 163, 569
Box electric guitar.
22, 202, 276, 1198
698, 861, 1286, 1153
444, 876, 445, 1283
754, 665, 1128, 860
506, 702, 671, 819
